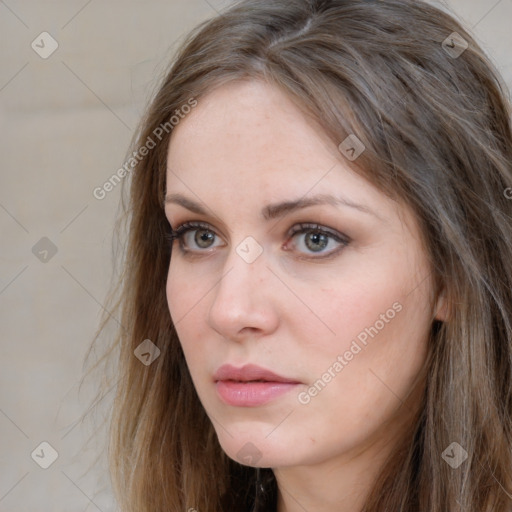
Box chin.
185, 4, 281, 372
214, 428, 304, 468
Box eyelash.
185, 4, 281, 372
164, 221, 350, 260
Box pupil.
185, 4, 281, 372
306, 232, 327, 252
196, 229, 214, 248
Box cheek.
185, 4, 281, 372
310, 275, 403, 352
165, 257, 201, 321
309, 274, 431, 407
165, 264, 180, 323
295, 295, 429, 454
302, 258, 431, 399
165, 260, 213, 363
165, 261, 195, 344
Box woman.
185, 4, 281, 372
88, 0, 512, 510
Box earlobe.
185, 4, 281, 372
434, 288, 449, 322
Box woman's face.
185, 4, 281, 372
165, 79, 443, 469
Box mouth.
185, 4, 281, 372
213, 363, 300, 384
213, 364, 301, 407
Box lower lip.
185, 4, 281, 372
215, 380, 299, 406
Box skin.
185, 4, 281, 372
164, 79, 447, 512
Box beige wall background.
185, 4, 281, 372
1, 0, 510, 510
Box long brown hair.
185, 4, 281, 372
83, 0, 512, 510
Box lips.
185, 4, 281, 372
213, 364, 300, 384
213, 364, 301, 407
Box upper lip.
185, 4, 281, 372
214, 364, 300, 383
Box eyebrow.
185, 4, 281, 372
164, 192, 384, 222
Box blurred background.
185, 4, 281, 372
0, 0, 510, 510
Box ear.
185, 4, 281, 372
434, 288, 449, 322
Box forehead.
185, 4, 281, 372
166, 80, 356, 195
164, 79, 413, 236
167, 79, 335, 166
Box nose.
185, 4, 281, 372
207, 243, 279, 342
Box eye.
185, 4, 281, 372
285, 222, 349, 259
167, 221, 222, 252
166, 221, 350, 259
